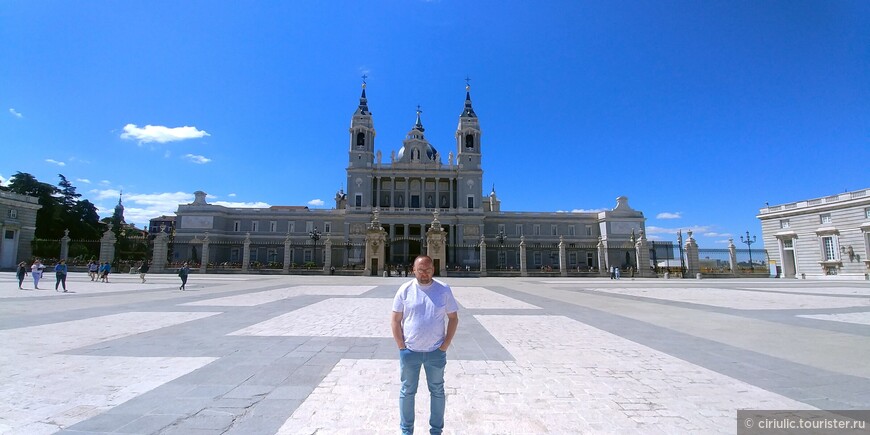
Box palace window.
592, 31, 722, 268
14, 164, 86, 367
586, 225, 593, 236
267, 249, 278, 262
324, 222, 331, 233
516, 224, 523, 236
288, 221, 295, 233
306, 221, 314, 232
551, 225, 558, 236
251, 221, 259, 232
466, 196, 474, 209
355, 194, 362, 208
7, 209, 17, 219
865, 208, 870, 219
533, 252, 542, 266
568, 225, 576, 236
533, 225, 541, 236
269, 221, 277, 232
233, 221, 241, 232
820, 213, 832, 224
356, 132, 365, 149
465, 134, 474, 149
821, 236, 838, 261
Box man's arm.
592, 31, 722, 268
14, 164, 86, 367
391, 311, 406, 349
439, 311, 459, 351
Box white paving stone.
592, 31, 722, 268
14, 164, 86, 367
275, 315, 812, 434
229, 298, 393, 337
798, 311, 870, 326
587, 287, 870, 310
0, 312, 219, 434
452, 286, 541, 309
182, 285, 376, 306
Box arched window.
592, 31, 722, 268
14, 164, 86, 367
356, 132, 365, 148
465, 134, 474, 149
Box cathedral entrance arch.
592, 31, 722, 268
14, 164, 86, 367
390, 237, 422, 268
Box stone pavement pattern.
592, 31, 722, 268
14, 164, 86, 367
1, 272, 868, 434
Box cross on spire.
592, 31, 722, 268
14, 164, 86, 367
465, 76, 471, 87
416, 104, 422, 115
361, 74, 367, 84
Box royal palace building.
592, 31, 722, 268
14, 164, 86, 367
169, 82, 650, 276
758, 188, 870, 280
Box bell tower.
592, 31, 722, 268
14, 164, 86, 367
455, 79, 483, 210
348, 77, 375, 169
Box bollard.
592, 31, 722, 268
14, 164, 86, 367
801, 273, 806, 279
695, 273, 701, 280
664, 272, 669, 279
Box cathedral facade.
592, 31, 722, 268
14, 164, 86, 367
170, 82, 649, 276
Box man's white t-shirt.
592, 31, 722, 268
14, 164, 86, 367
392, 278, 459, 352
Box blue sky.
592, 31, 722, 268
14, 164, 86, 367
1, 1, 868, 247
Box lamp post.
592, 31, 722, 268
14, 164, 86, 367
495, 229, 507, 269
677, 230, 685, 277
309, 227, 321, 266
740, 231, 757, 272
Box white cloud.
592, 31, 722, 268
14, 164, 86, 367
120, 123, 210, 144
212, 201, 271, 208
656, 212, 682, 219
704, 232, 732, 238
76, 178, 91, 184
90, 188, 121, 201
183, 154, 211, 164
0, 174, 8, 186
228, 193, 237, 197
308, 199, 325, 207
99, 180, 112, 185
9, 108, 23, 118
45, 159, 66, 167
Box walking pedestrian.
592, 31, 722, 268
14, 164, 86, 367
139, 261, 149, 283
16, 261, 28, 289
615, 266, 621, 280
54, 260, 68, 292
391, 255, 459, 435
87, 260, 98, 281
31, 259, 45, 289
178, 263, 190, 290
610, 265, 616, 279
99, 262, 111, 283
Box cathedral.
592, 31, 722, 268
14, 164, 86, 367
169, 81, 649, 276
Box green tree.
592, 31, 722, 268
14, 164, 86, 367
8, 172, 63, 239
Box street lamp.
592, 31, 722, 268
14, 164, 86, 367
677, 230, 685, 277
495, 229, 507, 269
309, 227, 321, 266
740, 230, 757, 272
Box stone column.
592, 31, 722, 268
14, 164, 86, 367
479, 236, 487, 277
364, 209, 387, 276
558, 236, 567, 276
242, 232, 251, 272
684, 230, 701, 278
99, 224, 116, 264
635, 230, 653, 277
519, 235, 528, 277
283, 232, 292, 273
323, 236, 333, 274
60, 229, 70, 260
425, 211, 448, 276
597, 236, 608, 277
151, 225, 169, 273
200, 233, 210, 274
728, 238, 738, 276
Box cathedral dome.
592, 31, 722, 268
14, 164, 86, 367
397, 142, 437, 161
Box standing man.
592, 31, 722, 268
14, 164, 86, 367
54, 260, 68, 292
391, 255, 459, 435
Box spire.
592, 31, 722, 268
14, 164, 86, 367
461, 77, 477, 118
354, 75, 370, 115
414, 105, 425, 132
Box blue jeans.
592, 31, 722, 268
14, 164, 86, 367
399, 348, 447, 434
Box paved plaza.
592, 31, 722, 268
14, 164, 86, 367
1, 271, 869, 434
